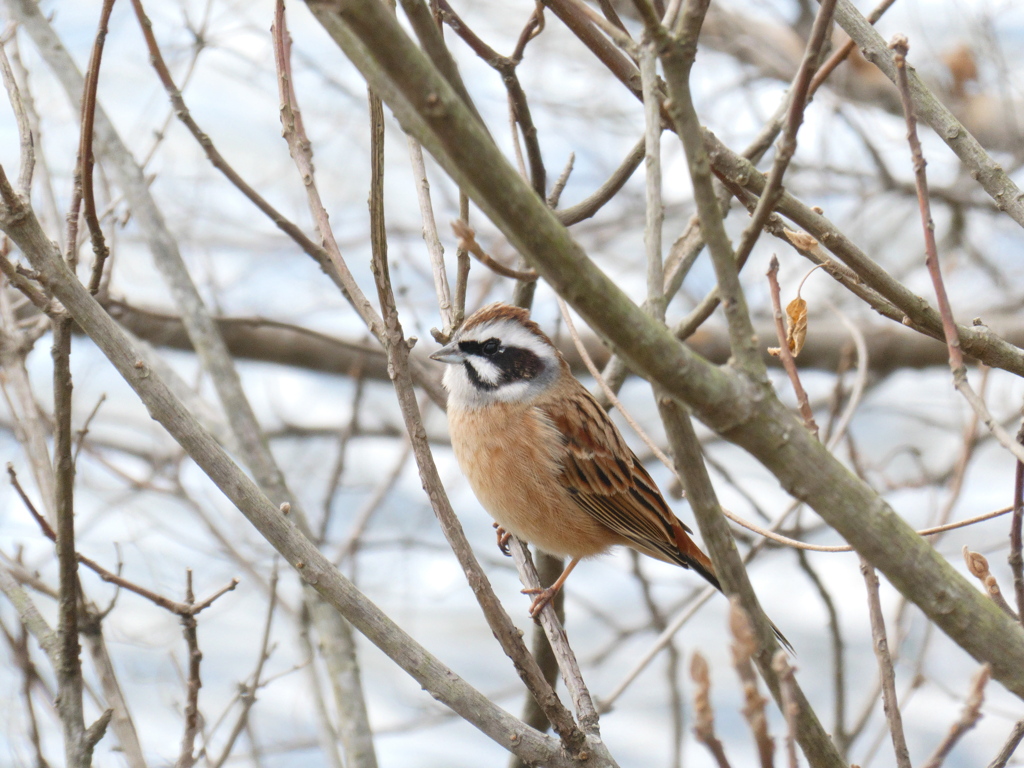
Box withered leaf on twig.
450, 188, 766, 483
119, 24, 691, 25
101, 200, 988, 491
785, 296, 808, 357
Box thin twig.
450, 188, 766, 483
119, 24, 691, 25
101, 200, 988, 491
453, 192, 471, 323
822, 301, 869, 452
921, 664, 990, 768
963, 548, 1018, 620
555, 137, 644, 225
267, 0, 380, 340
78, 0, 115, 292
988, 720, 1024, 768
600, 586, 717, 711
436, 0, 547, 195
10, 463, 240, 615
334, 442, 411, 564
176, 571, 201, 768
450, 220, 538, 281
579, 0, 639, 53
653, 0, 763, 375
1012, 423, 1024, 625
297, 606, 345, 768
208, 562, 280, 768
72, 393, 106, 469
52, 310, 98, 767
890, 35, 1024, 469
80, 616, 148, 768
891, 35, 962, 373
860, 558, 912, 768
0, 37, 34, 195
407, 136, 455, 341
767, 256, 819, 436
639, 37, 664, 322
509, 550, 567, 768
807, 0, 898, 96
547, 152, 575, 209
0, 247, 50, 311
509, 539, 600, 735
729, 0, 838, 273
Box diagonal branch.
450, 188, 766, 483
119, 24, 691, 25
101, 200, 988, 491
297, 0, 1024, 708
0, 173, 596, 768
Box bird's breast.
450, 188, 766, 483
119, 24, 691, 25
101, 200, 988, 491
447, 402, 612, 559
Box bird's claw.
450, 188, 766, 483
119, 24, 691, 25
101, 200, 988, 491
522, 586, 556, 619
492, 522, 512, 557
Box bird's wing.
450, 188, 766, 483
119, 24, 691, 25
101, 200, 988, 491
538, 384, 719, 588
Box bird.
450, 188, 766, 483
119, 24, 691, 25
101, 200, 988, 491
430, 302, 773, 632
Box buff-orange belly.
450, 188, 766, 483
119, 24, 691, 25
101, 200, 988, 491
448, 401, 616, 559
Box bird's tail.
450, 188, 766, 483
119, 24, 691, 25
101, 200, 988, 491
669, 520, 793, 653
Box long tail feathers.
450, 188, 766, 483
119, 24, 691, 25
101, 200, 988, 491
670, 520, 793, 653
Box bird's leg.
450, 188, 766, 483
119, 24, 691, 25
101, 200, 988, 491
492, 521, 512, 556
523, 557, 580, 618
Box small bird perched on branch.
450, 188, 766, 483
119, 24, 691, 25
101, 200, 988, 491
431, 302, 788, 648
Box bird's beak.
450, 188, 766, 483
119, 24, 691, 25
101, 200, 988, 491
429, 342, 466, 364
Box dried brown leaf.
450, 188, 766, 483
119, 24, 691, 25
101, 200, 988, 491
786, 297, 808, 356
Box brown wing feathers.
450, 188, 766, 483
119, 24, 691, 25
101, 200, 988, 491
540, 383, 722, 592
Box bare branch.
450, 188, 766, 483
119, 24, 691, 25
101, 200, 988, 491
964, 548, 1018, 620
766, 256, 819, 436
208, 562, 280, 768
988, 720, 1024, 768
451, 220, 538, 282
860, 558, 912, 768
1012, 425, 1024, 624
0, 36, 33, 195
921, 665, 990, 768
176, 571, 201, 768
508, 538, 600, 735
76, 0, 115, 291
730, 0, 837, 272
889, 34, 1024, 466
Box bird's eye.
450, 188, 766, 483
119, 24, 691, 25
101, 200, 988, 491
482, 338, 500, 356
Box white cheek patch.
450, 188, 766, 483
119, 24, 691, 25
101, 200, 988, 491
465, 357, 501, 386
442, 364, 490, 409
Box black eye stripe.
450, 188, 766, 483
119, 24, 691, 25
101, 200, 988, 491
457, 339, 546, 390
498, 347, 544, 383
459, 339, 499, 356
